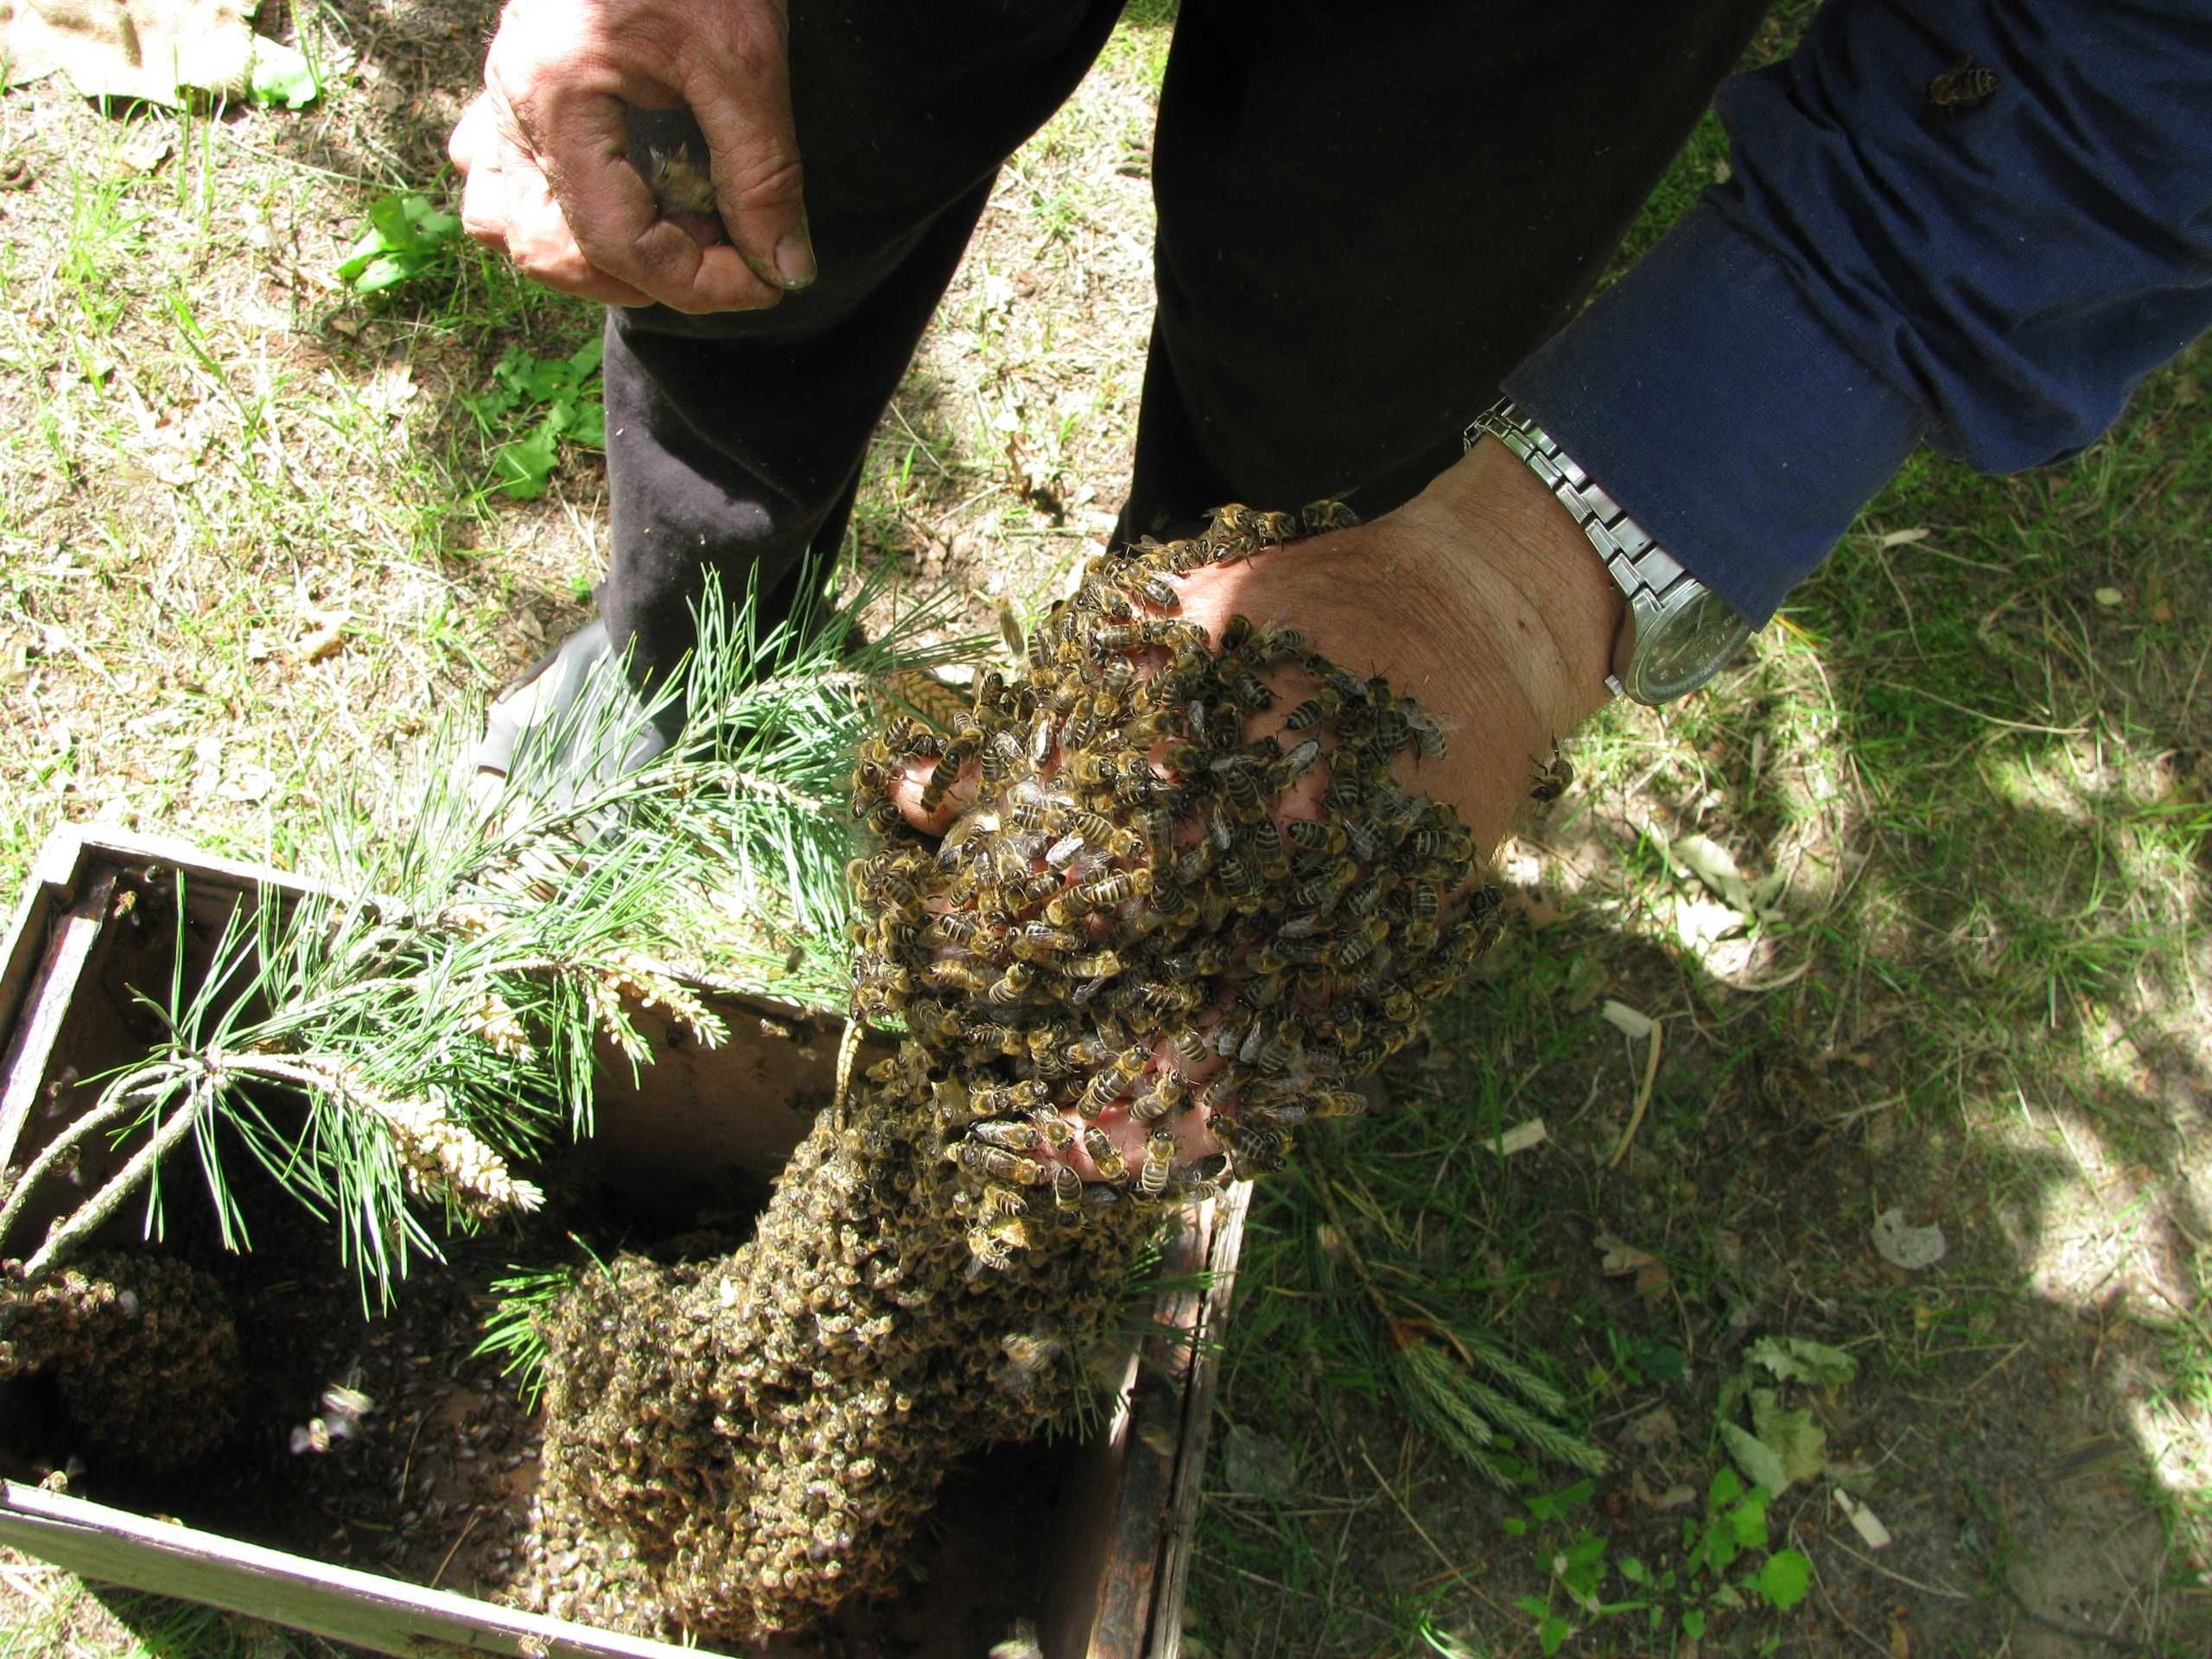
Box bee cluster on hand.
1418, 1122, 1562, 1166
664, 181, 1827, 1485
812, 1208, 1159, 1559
517, 506, 1500, 1641
849, 499, 1497, 1233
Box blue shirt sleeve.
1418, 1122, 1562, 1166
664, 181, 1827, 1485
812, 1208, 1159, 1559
1502, 0, 2212, 626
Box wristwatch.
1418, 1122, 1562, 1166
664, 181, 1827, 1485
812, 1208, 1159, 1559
1466, 400, 1753, 706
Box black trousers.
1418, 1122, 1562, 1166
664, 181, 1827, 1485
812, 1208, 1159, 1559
600, 0, 1769, 690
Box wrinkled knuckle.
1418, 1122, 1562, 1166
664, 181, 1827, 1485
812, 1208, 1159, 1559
722, 151, 804, 212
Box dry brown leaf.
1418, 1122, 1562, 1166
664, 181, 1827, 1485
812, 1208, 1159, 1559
1595, 1231, 1658, 1275
1878, 527, 1929, 548
1890, 1618, 1911, 1659
117, 131, 174, 175
1488, 1118, 1547, 1156
1834, 1486, 1894, 1548
219, 760, 276, 803
1600, 999, 1655, 1040
291, 609, 351, 662
1624, 1404, 1679, 1447
1632, 1469, 1696, 1511
363, 359, 418, 418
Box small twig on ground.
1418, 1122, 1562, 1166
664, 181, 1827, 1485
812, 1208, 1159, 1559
1606, 1018, 1662, 1169
429, 1506, 483, 1589
1825, 1535, 1972, 1600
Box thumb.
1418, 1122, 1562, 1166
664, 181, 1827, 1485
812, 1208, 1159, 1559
686, 13, 815, 292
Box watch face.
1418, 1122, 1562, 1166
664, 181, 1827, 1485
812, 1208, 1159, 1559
1636, 588, 1754, 703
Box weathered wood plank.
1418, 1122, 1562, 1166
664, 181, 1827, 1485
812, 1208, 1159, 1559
0, 1482, 715, 1658
0, 861, 118, 1177
1085, 1197, 1216, 1655
0, 833, 1238, 1657
1148, 1182, 1250, 1659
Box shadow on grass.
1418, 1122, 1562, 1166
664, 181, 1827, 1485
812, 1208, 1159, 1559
1189, 353, 2212, 1656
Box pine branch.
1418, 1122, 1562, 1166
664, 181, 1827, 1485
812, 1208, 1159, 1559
1308, 1153, 1605, 1488
2, 562, 986, 1300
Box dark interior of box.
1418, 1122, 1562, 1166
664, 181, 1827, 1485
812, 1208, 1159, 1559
1, 860, 1137, 1657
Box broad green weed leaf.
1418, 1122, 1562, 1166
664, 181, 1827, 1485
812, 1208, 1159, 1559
1750, 1389, 1827, 1490
1758, 1548, 1812, 1610
1722, 1420, 1789, 1494
337, 193, 461, 293
492, 422, 561, 499
1728, 1490, 1770, 1548
1749, 1335, 1858, 1388
248, 37, 320, 109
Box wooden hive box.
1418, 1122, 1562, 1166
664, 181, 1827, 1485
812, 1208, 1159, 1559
0, 827, 1246, 1658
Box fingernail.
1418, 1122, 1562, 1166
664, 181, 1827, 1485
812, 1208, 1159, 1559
773, 224, 817, 290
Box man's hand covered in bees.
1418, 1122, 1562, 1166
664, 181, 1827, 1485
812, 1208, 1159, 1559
448, 0, 813, 312
890, 440, 1623, 1182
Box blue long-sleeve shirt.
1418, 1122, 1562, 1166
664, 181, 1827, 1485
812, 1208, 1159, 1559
1502, 0, 2212, 626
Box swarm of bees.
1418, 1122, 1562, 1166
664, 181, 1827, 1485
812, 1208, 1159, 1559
518, 504, 1501, 1640
0, 1251, 241, 1474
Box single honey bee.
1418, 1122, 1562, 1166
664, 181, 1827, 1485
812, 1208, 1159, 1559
952, 1141, 1042, 1185
984, 963, 1036, 1006
927, 958, 988, 995
1275, 737, 1323, 787
1205, 503, 1262, 545
1311, 1087, 1369, 1120
1052, 1163, 1084, 1211
1077, 1058, 1138, 1119
968, 1222, 1016, 1271
1282, 688, 1340, 731
918, 749, 965, 814
1300, 496, 1360, 534
1168, 1025, 1209, 1069
1332, 927, 1382, 969
1291, 861, 1355, 911
1404, 702, 1448, 760
1137, 1129, 1175, 1197
1217, 658, 1272, 713
961, 1020, 1025, 1054
642, 146, 720, 217
980, 729, 1023, 782
1926, 54, 1998, 112
1045, 867, 1152, 925
1285, 818, 1346, 855
1083, 1126, 1129, 1182
1009, 920, 1080, 963
971, 1118, 1042, 1152
1028, 1109, 1075, 1150
1130, 1068, 1187, 1122
1529, 743, 1574, 803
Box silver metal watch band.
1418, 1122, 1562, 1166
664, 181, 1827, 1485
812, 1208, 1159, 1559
1465, 401, 1698, 699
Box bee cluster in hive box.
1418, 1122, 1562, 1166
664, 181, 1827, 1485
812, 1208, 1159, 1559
518, 505, 1497, 1642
